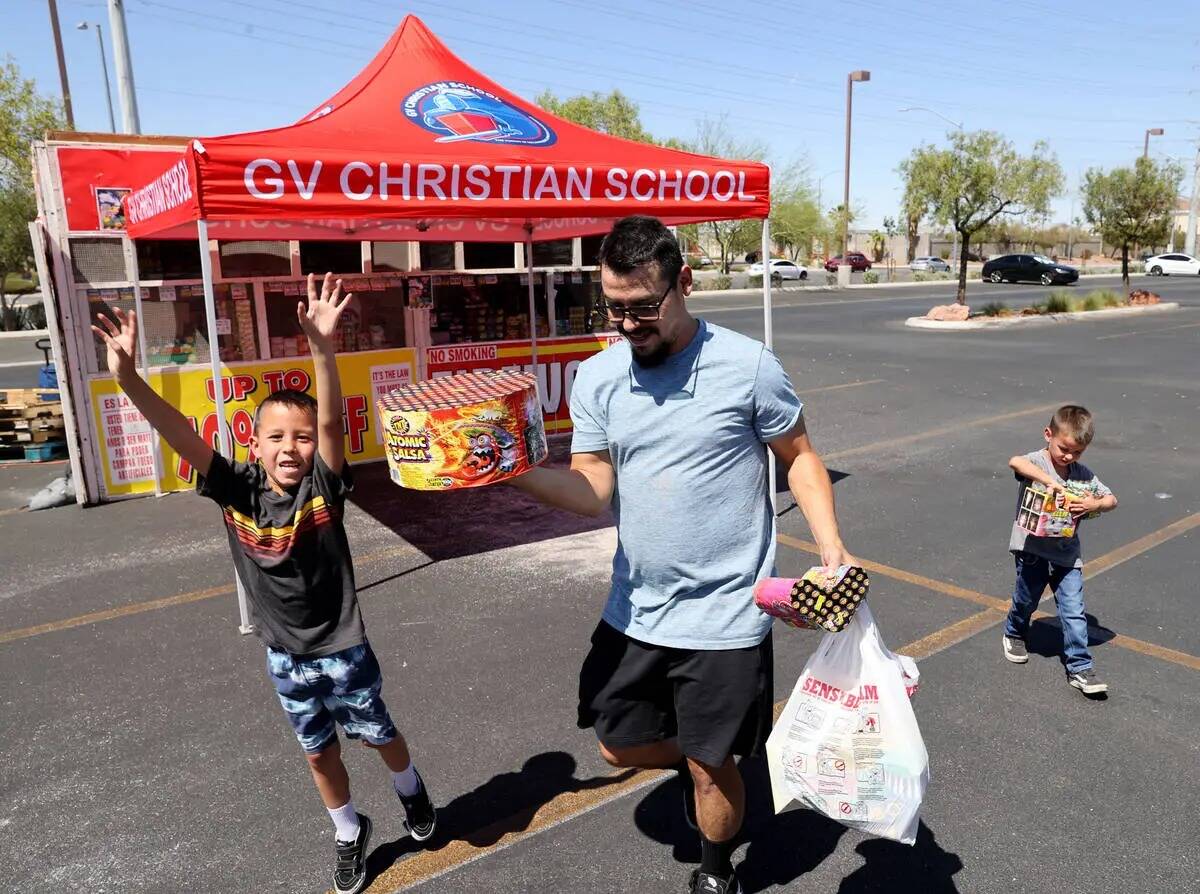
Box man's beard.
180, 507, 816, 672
627, 332, 671, 367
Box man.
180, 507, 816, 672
511, 216, 855, 894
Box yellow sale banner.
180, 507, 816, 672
89, 348, 417, 497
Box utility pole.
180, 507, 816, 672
107, 0, 141, 134
1186, 143, 1200, 257
77, 22, 117, 132
47, 0, 75, 129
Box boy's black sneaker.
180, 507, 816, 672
332, 813, 372, 894
689, 868, 740, 894
1068, 668, 1108, 695
398, 769, 437, 842
1002, 635, 1029, 664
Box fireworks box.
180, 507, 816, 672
1015, 480, 1101, 539
377, 370, 547, 491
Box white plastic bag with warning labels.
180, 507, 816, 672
766, 602, 928, 844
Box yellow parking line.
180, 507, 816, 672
1082, 512, 1200, 577
821, 403, 1060, 462
776, 534, 1007, 611
0, 543, 425, 646
359, 768, 661, 893
898, 608, 1008, 660
0, 585, 234, 645
776, 514, 1200, 672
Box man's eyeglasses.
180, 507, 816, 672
595, 281, 674, 324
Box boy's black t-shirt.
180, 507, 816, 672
197, 451, 365, 658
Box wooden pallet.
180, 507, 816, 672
0, 387, 60, 406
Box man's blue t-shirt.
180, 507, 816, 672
570, 319, 803, 649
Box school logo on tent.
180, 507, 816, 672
403, 82, 556, 147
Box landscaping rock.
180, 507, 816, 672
1128, 289, 1161, 306
924, 303, 970, 321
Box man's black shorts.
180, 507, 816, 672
577, 620, 774, 767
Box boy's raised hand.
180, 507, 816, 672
298, 272, 352, 349
91, 307, 139, 381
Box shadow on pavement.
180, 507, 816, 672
835, 821, 964, 893
363, 752, 637, 884
1027, 611, 1117, 665
630, 756, 963, 893
347, 439, 612, 563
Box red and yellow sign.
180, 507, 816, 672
89, 348, 416, 497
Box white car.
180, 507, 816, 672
747, 258, 809, 280
1144, 253, 1200, 276
909, 256, 951, 272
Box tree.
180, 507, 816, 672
1, 59, 62, 329
535, 89, 658, 144
1082, 157, 1183, 292
899, 130, 1063, 304
685, 118, 767, 273
901, 186, 924, 263
769, 160, 822, 262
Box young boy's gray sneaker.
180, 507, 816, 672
1067, 668, 1108, 695
1002, 635, 1029, 664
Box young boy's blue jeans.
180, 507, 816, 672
1005, 551, 1092, 673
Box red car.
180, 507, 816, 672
824, 252, 872, 272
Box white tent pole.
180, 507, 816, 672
198, 219, 254, 636
762, 218, 777, 515
525, 231, 540, 401
127, 237, 165, 496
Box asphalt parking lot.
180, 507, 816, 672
2, 275, 1198, 893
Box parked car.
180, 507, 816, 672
1143, 253, 1200, 276
909, 256, 951, 272
687, 253, 715, 268
824, 252, 872, 272
748, 258, 808, 280
981, 253, 1079, 285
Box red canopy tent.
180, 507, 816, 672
123, 15, 769, 241
120, 16, 778, 627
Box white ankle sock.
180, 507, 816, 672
328, 800, 360, 843
392, 764, 420, 797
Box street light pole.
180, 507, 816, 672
899, 107, 965, 264
77, 22, 117, 132
842, 70, 870, 257
1143, 127, 1164, 159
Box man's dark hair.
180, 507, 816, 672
254, 389, 318, 429
597, 216, 683, 286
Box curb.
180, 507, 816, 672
0, 328, 49, 340
690, 271, 1138, 300
903, 302, 1182, 330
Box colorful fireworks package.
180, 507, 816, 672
1015, 480, 1102, 539
755, 565, 870, 633
377, 370, 547, 490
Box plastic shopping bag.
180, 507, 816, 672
766, 603, 929, 844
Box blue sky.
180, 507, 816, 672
5, 0, 1198, 227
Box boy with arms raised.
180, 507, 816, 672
92, 273, 436, 894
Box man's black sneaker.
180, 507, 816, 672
333, 813, 372, 894
689, 869, 740, 894
398, 769, 437, 842
1002, 635, 1029, 664
1068, 668, 1108, 695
